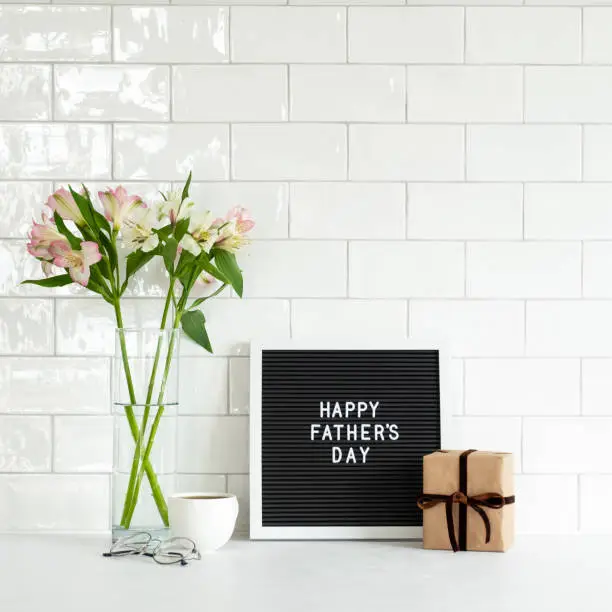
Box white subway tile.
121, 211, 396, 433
526, 67, 612, 123
466, 7, 580, 64
584, 126, 612, 181
229, 358, 250, 415
0, 474, 109, 531
349, 7, 464, 64
54, 65, 169, 121
524, 417, 612, 473
465, 358, 580, 416
516, 475, 577, 534
0, 416, 51, 472
584, 243, 612, 298
350, 242, 464, 298
290, 183, 405, 239
180, 299, 290, 357
292, 299, 408, 340
240, 241, 346, 298
175, 474, 226, 494
408, 184, 523, 240
114, 7, 228, 63
290, 65, 405, 122
54, 416, 112, 473
525, 184, 612, 240
0, 182, 52, 238
0, 241, 47, 297
407, 66, 522, 123
466, 242, 581, 298
582, 359, 612, 415
0, 124, 110, 179
232, 124, 346, 181
527, 301, 612, 358
186, 183, 288, 239
581, 475, 612, 533
350, 125, 464, 181
447, 416, 522, 465
584, 8, 612, 64
0, 299, 53, 355
293, 0, 401, 4
173, 65, 287, 122
56, 299, 164, 356
410, 300, 525, 357
467, 125, 581, 182
0, 6, 110, 62
177, 416, 248, 473
227, 474, 249, 533
231, 7, 345, 63
0, 357, 109, 414
114, 124, 229, 181
179, 357, 228, 415
449, 359, 464, 417
0, 65, 51, 120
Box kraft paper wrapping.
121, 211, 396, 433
422, 450, 514, 552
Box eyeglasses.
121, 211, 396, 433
103, 532, 201, 566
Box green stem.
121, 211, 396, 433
120, 283, 174, 528
113, 300, 169, 528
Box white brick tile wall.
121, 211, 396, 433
1, 0, 612, 534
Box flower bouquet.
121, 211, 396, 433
23, 173, 253, 535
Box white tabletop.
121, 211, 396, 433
0, 535, 610, 612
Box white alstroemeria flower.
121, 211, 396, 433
122, 207, 159, 252
178, 211, 218, 256
157, 190, 194, 224
214, 218, 250, 253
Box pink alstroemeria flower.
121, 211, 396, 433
98, 186, 145, 230
47, 188, 86, 226
26, 212, 69, 261
226, 207, 255, 234
213, 207, 255, 253
49, 241, 102, 287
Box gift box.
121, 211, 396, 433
417, 450, 515, 552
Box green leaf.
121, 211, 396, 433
53, 213, 82, 250
188, 283, 228, 310
125, 248, 157, 280
93, 210, 111, 235
163, 237, 178, 274
181, 309, 212, 353
156, 224, 173, 241
98, 232, 117, 274
174, 217, 190, 243
211, 249, 243, 297
22, 274, 72, 288
69, 186, 98, 233
199, 257, 229, 285
159, 190, 168, 201
181, 171, 192, 203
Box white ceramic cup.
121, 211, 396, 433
168, 492, 239, 553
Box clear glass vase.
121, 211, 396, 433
112, 328, 180, 542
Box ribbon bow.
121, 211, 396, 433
417, 450, 515, 552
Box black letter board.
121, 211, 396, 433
250, 342, 446, 539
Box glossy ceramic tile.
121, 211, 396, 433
0, 183, 52, 238
53, 416, 113, 473
0, 357, 110, 414
0, 299, 53, 355
175, 474, 226, 494
0, 416, 51, 472
227, 474, 249, 533
185, 182, 289, 239
0, 474, 109, 530
113, 7, 228, 63
173, 65, 287, 122
179, 299, 290, 357
0, 6, 110, 62
54, 65, 169, 121
56, 298, 165, 356
179, 357, 228, 415
0, 124, 111, 179
114, 124, 229, 180
177, 416, 248, 473
232, 124, 347, 180
231, 7, 346, 63
0, 65, 51, 120
0, 241, 45, 297
229, 358, 249, 415
290, 65, 405, 122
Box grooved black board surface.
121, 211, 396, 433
261, 349, 441, 527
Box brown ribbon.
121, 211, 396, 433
417, 450, 515, 552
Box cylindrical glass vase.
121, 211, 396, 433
112, 328, 180, 541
